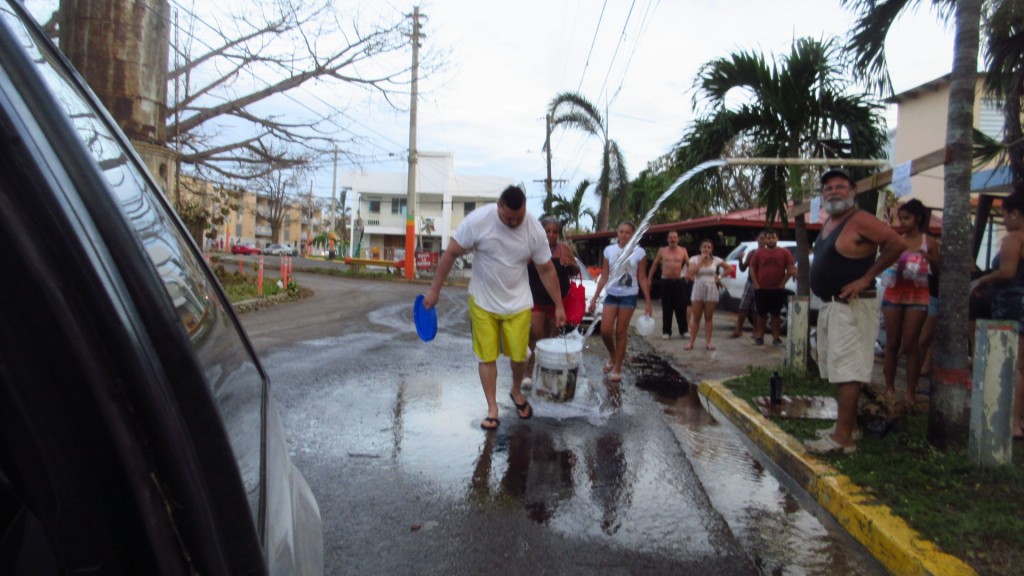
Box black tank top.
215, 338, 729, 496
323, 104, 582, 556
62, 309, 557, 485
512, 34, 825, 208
810, 211, 877, 299
528, 246, 572, 305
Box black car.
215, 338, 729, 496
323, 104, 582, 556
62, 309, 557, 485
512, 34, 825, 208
0, 2, 322, 574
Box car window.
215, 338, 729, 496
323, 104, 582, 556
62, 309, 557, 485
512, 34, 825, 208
725, 245, 747, 261
2, 6, 266, 522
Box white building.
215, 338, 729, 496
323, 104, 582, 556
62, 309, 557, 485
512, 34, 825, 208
344, 152, 514, 260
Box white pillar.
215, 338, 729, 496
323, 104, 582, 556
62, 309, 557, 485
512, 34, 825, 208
969, 319, 1017, 466
787, 296, 809, 371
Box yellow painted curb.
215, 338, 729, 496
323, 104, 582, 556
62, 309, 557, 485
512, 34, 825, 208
698, 380, 976, 576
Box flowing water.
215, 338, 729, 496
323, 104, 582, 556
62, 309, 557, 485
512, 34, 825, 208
582, 159, 727, 338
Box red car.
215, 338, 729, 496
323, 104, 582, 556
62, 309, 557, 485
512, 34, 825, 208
231, 243, 261, 255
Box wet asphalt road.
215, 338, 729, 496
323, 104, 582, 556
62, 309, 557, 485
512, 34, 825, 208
240, 272, 884, 575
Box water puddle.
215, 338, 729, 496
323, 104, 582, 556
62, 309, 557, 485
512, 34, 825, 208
633, 351, 882, 574
631, 353, 692, 398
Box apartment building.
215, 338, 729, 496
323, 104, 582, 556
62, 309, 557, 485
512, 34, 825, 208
344, 152, 514, 260
889, 73, 1015, 266
178, 175, 317, 251
889, 73, 1013, 205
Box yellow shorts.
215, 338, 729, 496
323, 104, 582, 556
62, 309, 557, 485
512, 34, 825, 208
469, 296, 531, 363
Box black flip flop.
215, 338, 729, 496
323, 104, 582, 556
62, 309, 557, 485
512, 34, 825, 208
509, 394, 533, 420
480, 417, 500, 431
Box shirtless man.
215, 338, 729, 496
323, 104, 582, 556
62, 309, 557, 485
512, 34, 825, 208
647, 230, 690, 339
804, 169, 906, 455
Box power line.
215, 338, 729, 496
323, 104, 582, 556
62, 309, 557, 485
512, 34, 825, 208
597, 0, 636, 107
576, 0, 609, 93
607, 0, 659, 109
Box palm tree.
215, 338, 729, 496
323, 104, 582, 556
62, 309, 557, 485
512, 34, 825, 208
843, 0, 985, 448
981, 1, 1024, 185
547, 92, 628, 231
844, 0, 1022, 184
549, 180, 597, 234
675, 37, 888, 299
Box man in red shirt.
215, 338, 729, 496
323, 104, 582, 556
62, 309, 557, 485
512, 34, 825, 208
749, 230, 796, 346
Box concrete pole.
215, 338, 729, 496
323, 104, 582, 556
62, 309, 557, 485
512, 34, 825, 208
404, 7, 422, 279
545, 113, 553, 205
969, 320, 1018, 466
330, 148, 338, 259
787, 296, 810, 371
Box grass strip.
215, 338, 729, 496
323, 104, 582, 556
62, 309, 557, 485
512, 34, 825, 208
724, 366, 1024, 576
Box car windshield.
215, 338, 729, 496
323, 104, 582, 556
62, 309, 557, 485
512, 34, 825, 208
576, 258, 594, 281
2, 4, 267, 523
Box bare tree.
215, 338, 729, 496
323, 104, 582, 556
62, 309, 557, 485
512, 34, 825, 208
167, 0, 433, 179
248, 145, 309, 242
49, 0, 439, 180
176, 177, 240, 245
296, 186, 322, 252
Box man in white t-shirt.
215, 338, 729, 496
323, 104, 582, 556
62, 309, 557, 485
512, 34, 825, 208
424, 186, 566, 431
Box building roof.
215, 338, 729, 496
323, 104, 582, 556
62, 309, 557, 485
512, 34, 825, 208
886, 74, 952, 104
567, 204, 826, 243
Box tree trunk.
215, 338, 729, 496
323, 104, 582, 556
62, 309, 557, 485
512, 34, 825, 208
597, 143, 611, 231
59, 0, 169, 144
928, 0, 981, 450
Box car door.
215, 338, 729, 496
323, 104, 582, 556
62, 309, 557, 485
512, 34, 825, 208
0, 3, 320, 574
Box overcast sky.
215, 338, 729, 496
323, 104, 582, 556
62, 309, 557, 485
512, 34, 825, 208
26, 0, 957, 219
394, 0, 955, 217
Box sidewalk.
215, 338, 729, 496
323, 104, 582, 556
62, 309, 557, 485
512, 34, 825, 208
638, 309, 975, 576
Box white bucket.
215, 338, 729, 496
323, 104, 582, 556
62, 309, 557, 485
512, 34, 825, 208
534, 337, 583, 402
635, 314, 655, 336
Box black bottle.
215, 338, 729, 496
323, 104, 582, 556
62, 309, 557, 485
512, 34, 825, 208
769, 371, 783, 405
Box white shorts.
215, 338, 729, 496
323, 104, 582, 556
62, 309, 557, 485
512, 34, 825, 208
691, 280, 719, 303
816, 297, 879, 384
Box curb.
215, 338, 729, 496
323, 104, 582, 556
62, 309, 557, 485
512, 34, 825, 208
233, 292, 293, 314
698, 380, 976, 576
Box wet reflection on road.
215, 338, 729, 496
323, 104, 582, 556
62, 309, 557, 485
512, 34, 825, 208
258, 287, 883, 574
649, 356, 882, 574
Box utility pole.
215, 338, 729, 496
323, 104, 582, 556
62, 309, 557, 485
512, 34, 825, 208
544, 113, 553, 201
330, 147, 338, 259
535, 113, 565, 213
404, 6, 424, 279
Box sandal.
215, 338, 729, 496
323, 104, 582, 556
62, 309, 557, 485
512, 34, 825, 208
609, 372, 622, 382
480, 417, 500, 431
602, 363, 614, 374
509, 393, 533, 420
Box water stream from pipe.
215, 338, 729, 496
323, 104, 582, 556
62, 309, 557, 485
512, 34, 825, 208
581, 159, 727, 339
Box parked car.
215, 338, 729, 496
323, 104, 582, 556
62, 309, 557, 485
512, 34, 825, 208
265, 243, 297, 256
231, 242, 262, 255
0, 3, 321, 574
719, 240, 825, 329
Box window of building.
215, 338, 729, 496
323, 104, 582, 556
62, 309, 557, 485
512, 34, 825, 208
979, 98, 1004, 140
464, 201, 475, 215
391, 198, 407, 215
368, 200, 381, 214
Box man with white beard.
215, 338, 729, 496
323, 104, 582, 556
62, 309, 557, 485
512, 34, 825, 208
804, 169, 906, 455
